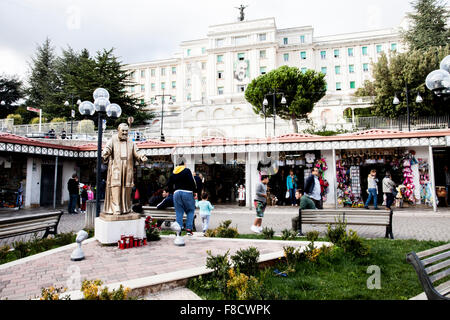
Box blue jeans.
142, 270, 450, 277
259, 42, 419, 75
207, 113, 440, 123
289, 188, 296, 205
68, 194, 78, 213
365, 188, 378, 208
174, 191, 195, 231
201, 215, 210, 232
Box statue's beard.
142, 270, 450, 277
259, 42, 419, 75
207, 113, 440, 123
118, 133, 128, 141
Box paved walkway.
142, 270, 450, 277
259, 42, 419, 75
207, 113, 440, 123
0, 235, 325, 300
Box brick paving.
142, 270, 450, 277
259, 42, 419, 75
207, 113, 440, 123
0, 236, 311, 300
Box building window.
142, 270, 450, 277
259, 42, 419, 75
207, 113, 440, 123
237, 53, 245, 61
362, 46, 368, 56
216, 38, 225, 47
260, 66, 267, 75
283, 53, 289, 62
283, 37, 288, 45
130, 71, 135, 79
172, 67, 176, 75
350, 81, 356, 89
151, 83, 155, 91
235, 36, 247, 45
217, 87, 224, 95
301, 67, 307, 74
259, 33, 266, 41
140, 70, 145, 78
260, 50, 266, 59
300, 51, 307, 60
363, 63, 369, 72
391, 43, 397, 51
150, 97, 155, 104
202, 62, 206, 70
349, 65, 355, 73
217, 71, 224, 79
161, 68, 166, 76
321, 67, 327, 75
202, 77, 206, 85
130, 86, 135, 93
237, 85, 246, 92
336, 82, 342, 91
376, 45, 383, 53
348, 48, 354, 57
140, 99, 145, 105
300, 35, 305, 44
335, 66, 341, 75
320, 51, 326, 60
151, 69, 155, 77
186, 78, 191, 87
161, 82, 165, 89
217, 55, 224, 63
172, 81, 176, 89
171, 96, 176, 102
187, 49, 191, 56
140, 84, 145, 92
202, 47, 206, 54
334, 49, 340, 58
186, 63, 192, 73
187, 93, 191, 101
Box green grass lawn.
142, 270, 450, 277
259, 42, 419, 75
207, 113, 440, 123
187, 237, 448, 300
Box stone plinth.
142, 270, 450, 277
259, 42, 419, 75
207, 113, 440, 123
95, 213, 145, 244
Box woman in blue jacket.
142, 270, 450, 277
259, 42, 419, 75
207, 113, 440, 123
286, 170, 298, 206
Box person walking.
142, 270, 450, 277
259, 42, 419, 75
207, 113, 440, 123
304, 167, 323, 209
365, 169, 379, 210
193, 172, 204, 200
195, 192, 214, 235
382, 172, 396, 210
251, 175, 269, 234
167, 160, 197, 236
286, 170, 298, 206
67, 173, 79, 214
80, 185, 88, 214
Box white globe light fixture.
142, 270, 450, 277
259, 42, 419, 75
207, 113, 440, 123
79, 101, 95, 116
426, 55, 450, 97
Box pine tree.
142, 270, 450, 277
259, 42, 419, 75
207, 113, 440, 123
402, 0, 450, 50
0, 74, 23, 118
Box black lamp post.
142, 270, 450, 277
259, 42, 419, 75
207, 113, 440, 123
79, 88, 122, 216
393, 84, 423, 132
152, 88, 173, 142
263, 90, 286, 137
64, 96, 81, 139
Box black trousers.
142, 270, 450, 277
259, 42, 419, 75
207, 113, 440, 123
385, 193, 394, 209
312, 198, 323, 209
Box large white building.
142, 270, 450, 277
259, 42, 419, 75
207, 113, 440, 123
124, 16, 404, 139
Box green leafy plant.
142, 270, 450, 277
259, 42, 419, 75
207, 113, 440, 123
262, 227, 275, 239
81, 279, 132, 300
340, 229, 371, 257
205, 250, 232, 294
306, 231, 320, 242
0, 245, 11, 261
40, 286, 70, 300
226, 268, 262, 300
326, 217, 347, 244
12, 241, 30, 259
145, 216, 161, 241
207, 220, 239, 238
231, 247, 260, 277
281, 229, 296, 240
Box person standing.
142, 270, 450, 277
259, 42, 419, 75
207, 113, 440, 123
238, 184, 246, 206
167, 160, 197, 236
67, 173, 79, 214
286, 170, 298, 206
193, 172, 204, 200
251, 175, 269, 234
304, 167, 323, 209
80, 185, 88, 214
195, 192, 214, 235
382, 172, 396, 210
365, 169, 379, 210
445, 165, 450, 205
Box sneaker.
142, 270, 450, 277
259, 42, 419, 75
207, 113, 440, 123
250, 225, 261, 234
185, 229, 193, 236
258, 226, 263, 233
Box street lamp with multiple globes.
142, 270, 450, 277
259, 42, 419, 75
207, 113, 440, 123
64, 98, 81, 139
426, 55, 450, 98
152, 88, 173, 142
78, 88, 122, 216
263, 91, 287, 137
392, 84, 423, 132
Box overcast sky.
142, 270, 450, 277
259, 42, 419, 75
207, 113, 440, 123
0, 0, 414, 80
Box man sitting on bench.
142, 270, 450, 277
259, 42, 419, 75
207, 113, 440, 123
156, 189, 174, 210
291, 189, 317, 236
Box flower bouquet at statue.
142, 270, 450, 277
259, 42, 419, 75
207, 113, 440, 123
145, 216, 161, 241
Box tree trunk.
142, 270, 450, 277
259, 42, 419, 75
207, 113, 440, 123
291, 115, 299, 133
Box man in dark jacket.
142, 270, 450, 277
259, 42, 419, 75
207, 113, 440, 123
193, 172, 203, 199
167, 160, 197, 235
304, 167, 323, 209
67, 173, 79, 214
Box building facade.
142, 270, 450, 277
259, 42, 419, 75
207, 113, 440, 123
123, 17, 403, 139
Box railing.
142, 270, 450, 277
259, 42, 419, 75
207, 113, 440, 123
353, 115, 450, 131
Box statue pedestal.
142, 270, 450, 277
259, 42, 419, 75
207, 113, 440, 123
95, 213, 145, 245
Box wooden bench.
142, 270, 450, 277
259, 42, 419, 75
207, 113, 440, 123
296, 209, 394, 239
0, 211, 64, 240
141, 206, 197, 231
406, 243, 450, 300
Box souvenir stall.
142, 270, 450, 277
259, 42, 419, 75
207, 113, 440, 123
137, 155, 174, 205
0, 154, 27, 208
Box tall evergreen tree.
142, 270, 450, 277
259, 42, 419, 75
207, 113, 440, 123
0, 74, 23, 118
25, 38, 63, 120
402, 0, 450, 50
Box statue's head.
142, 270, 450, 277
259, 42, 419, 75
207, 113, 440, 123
118, 123, 129, 141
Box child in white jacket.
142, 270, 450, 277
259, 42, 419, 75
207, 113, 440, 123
195, 193, 214, 234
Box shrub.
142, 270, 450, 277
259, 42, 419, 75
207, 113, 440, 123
0, 245, 11, 261
340, 229, 370, 257
78, 119, 95, 133
30, 117, 48, 124
6, 114, 22, 125
50, 117, 66, 123
81, 279, 131, 300
227, 268, 262, 300
262, 227, 275, 239
231, 247, 260, 277
207, 220, 239, 238
306, 231, 320, 242
40, 286, 70, 300
326, 217, 347, 244
12, 241, 30, 258
281, 229, 296, 240
205, 250, 232, 294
